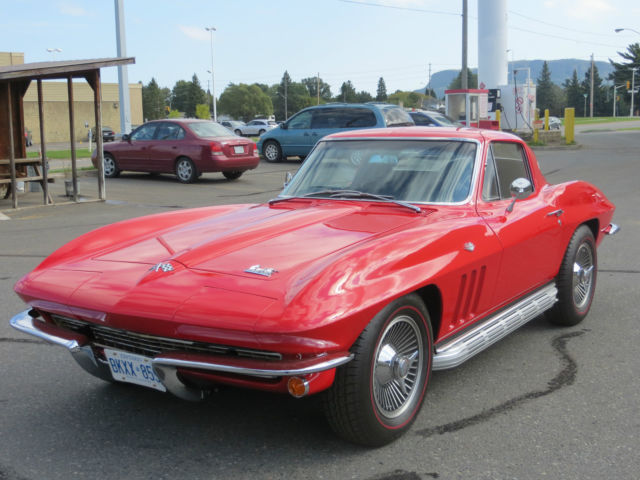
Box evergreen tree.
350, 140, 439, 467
376, 77, 387, 101
563, 69, 584, 113
536, 62, 554, 114
142, 78, 168, 120
609, 43, 640, 115
581, 64, 608, 116
447, 70, 478, 89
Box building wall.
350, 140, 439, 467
0, 52, 24, 66
23, 82, 143, 143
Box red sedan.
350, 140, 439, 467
90, 119, 260, 183
14, 127, 617, 446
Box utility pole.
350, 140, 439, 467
205, 27, 217, 121
284, 77, 288, 120
427, 63, 432, 95
114, 0, 131, 135
590, 53, 594, 118
631, 67, 638, 117
461, 0, 468, 90
317, 72, 320, 105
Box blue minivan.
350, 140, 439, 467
258, 103, 414, 162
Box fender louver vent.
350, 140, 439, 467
452, 266, 487, 325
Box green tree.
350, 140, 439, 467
356, 90, 373, 103
609, 42, 640, 115
447, 70, 478, 89
563, 69, 584, 113
272, 71, 313, 120
376, 77, 387, 101
338, 81, 357, 102
581, 64, 608, 116
218, 83, 273, 121
195, 104, 210, 119
301, 76, 332, 102
171, 74, 207, 118
536, 62, 554, 113
142, 78, 170, 120
388, 90, 426, 108
168, 109, 181, 118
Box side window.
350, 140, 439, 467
310, 108, 339, 129
288, 111, 313, 129
482, 146, 500, 201
488, 142, 532, 200
131, 124, 157, 140
340, 108, 377, 128
412, 114, 433, 126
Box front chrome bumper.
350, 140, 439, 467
10, 309, 353, 400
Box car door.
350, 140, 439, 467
477, 141, 565, 307
121, 123, 158, 169
278, 110, 313, 156
146, 122, 186, 173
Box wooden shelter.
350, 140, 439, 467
0, 57, 134, 208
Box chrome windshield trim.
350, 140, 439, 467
277, 136, 483, 206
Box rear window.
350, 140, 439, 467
382, 107, 414, 127
188, 122, 233, 138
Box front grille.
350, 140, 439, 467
50, 314, 282, 361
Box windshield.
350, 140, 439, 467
282, 139, 477, 204
382, 107, 415, 127
188, 122, 234, 138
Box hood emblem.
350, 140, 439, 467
149, 262, 174, 273
245, 265, 278, 277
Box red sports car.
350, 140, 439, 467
90, 119, 260, 183
13, 127, 618, 446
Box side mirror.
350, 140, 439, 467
284, 171, 293, 187
122, 134, 130, 142
506, 177, 532, 212
280, 123, 288, 130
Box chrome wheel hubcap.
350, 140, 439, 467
104, 158, 114, 176
572, 243, 594, 309
265, 144, 277, 160
373, 315, 423, 419
177, 161, 192, 180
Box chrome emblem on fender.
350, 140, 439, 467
245, 265, 278, 277
149, 262, 174, 273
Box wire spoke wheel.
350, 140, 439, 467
373, 315, 423, 419
572, 243, 594, 310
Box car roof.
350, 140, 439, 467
324, 126, 522, 142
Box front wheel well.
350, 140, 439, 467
415, 284, 442, 341
582, 218, 599, 242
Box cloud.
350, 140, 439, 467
565, 0, 615, 20
57, 1, 90, 17
178, 25, 210, 42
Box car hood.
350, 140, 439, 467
92, 202, 420, 283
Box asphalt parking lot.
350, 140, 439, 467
1, 130, 639, 480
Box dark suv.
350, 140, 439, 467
257, 103, 413, 162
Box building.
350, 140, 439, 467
1, 52, 142, 143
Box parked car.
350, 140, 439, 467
409, 109, 460, 127
236, 119, 278, 137
220, 120, 246, 135
90, 119, 259, 183
11, 126, 618, 446
92, 126, 116, 142
257, 103, 414, 163
548, 116, 562, 130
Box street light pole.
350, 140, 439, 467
205, 26, 217, 121
614, 27, 640, 35
583, 93, 588, 117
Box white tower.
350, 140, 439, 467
477, 0, 508, 89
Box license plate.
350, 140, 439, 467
104, 348, 166, 392
233, 145, 245, 154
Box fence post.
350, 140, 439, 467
564, 108, 575, 144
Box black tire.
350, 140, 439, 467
234, 129, 242, 136
175, 157, 197, 183
223, 170, 243, 180
547, 225, 597, 326
263, 140, 283, 163
323, 294, 433, 446
103, 153, 120, 178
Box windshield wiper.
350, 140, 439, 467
269, 189, 421, 213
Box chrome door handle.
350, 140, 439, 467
546, 209, 564, 217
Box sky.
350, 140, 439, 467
1, 0, 639, 97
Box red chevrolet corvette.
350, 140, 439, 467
12, 127, 618, 446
